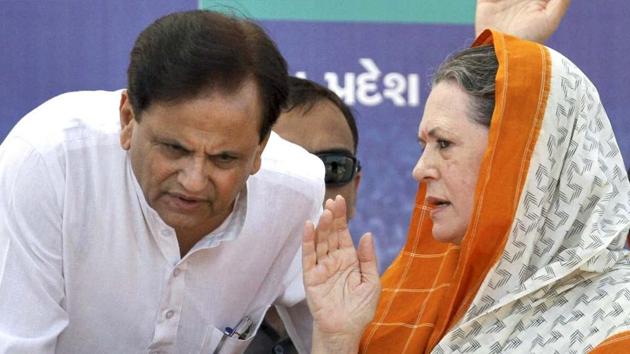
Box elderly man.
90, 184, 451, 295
0, 10, 323, 353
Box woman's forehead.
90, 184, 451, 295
418, 82, 487, 136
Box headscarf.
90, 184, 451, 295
359, 30, 630, 353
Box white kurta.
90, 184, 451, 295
0, 90, 325, 354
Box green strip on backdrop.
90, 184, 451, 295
199, 0, 475, 25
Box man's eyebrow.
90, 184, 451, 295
207, 150, 241, 158
155, 136, 186, 148
154, 135, 241, 158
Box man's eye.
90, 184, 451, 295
437, 139, 451, 149
163, 143, 186, 154
218, 154, 234, 162
213, 154, 237, 167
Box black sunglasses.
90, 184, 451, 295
314, 149, 361, 187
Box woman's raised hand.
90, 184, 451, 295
303, 196, 381, 354
476, 0, 571, 43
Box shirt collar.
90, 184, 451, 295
193, 185, 248, 250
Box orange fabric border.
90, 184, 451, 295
590, 331, 630, 353
439, 29, 552, 332
360, 30, 552, 353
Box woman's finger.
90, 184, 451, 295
358, 233, 380, 283
302, 221, 317, 274
327, 196, 345, 252
332, 196, 354, 249
316, 209, 332, 261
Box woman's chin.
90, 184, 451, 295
431, 226, 464, 245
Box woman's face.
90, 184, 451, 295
413, 81, 489, 244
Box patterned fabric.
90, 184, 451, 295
360, 30, 630, 353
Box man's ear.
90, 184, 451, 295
251, 131, 271, 175
119, 90, 136, 151
353, 170, 362, 193
346, 171, 361, 220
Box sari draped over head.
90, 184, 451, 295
359, 30, 630, 353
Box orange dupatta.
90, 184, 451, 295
359, 30, 551, 353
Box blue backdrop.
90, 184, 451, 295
1, 1, 628, 271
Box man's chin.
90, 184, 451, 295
157, 209, 201, 229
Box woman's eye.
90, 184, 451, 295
437, 139, 451, 149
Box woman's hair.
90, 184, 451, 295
432, 45, 498, 127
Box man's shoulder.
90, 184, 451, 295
255, 132, 325, 201
7, 90, 123, 151
259, 132, 324, 184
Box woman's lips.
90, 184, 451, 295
425, 196, 451, 217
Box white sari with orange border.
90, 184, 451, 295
359, 30, 630, 353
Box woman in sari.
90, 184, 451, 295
302, 23, 630, 354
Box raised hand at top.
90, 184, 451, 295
476, 0, 571, 43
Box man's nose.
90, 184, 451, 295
178, 156, 208, 193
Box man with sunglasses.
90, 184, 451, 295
247, 77, 361, 353
274, 77, 361, 219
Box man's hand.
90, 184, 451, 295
476, 0, 571, 43
303, 196, 381, 353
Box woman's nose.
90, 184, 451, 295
412, 150, 438, 182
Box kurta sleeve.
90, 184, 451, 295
274, 201, 322, 354
0, 136, 68, 353
274, 249, 313, 354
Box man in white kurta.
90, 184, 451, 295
0, 10, 324, 354
0, 89, 323, 353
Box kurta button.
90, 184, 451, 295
160, 229, 170, 237
173, 268, 181, 277
165, 310, 175, 319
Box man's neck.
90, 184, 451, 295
175, 205, 233, 257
